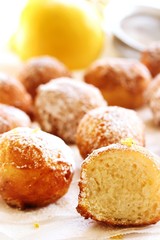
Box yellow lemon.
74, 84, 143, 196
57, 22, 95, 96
11, 0, 105, 70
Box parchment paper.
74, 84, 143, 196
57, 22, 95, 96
0, 107, 160, 240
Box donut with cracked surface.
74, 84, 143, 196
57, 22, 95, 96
0, 127, 74, 209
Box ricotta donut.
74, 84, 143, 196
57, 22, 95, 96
35, 77, 107, 144
0, 117, 10, 134
77, 142, 160, 226
76, 106, 145, 159
149, 89, 160, 126
145, 73, 160, 104
84, 58, 151, 109
0, 127, 74, 209
0, 103, 31, 134
19, 56, 71, 98
141, 42, 160, 77
0, 72, 33, 115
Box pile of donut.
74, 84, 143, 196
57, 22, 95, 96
0, 42, 160, 227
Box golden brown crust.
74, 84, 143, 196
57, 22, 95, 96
84, 58, 151, 109
18, 56, 71, 98
77, 199, 160, 227
77, 144, 160, 226
77, 201, 160, 227
0, 73, 33, 115
76, 106, 145, 159
0, 127, 74, 209
141, 42, 160, 77
0, 103, 31, 134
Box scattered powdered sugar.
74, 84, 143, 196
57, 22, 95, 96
35, 77, 106, 143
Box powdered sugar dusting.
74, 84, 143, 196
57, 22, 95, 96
0, 104, 31, 130
35, 77, 107, 143
76, 106, 145, 157
0, 127, 75, 170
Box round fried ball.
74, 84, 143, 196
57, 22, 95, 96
145, 73, 160, 104
0, 103, 31, 134
0, 127, 74, 209
141, 42, 160, 77
149, 89, 160, 126
0, 72, 33, 115
76, 106, 145, 159
77, 143, 160, 226
35, 77, 107, 144
0, 117, 10, 134
18, 56, 71, 98
84, 58, 151, 109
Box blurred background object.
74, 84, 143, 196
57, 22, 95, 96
9, 0, 105, 70
104, 0, 160, 58
0, 0, 159, 70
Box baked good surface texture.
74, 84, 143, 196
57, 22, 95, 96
77, 143, 160, 226
0, 72, 33, 115
84, 58, 151, 109
76, 106, 145, 159
0, 127, 74, 209
0, 103, 31, 134
141, 42, 160, 77
149, 89, 160, 126
145, 73, 160, 104
18, 56, 71, 98
0, 117, 10, 134
35, 77, 107, 144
